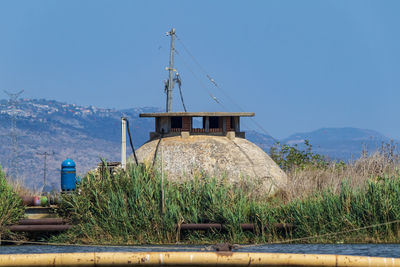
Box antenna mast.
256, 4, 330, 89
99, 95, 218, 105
166, 28, 176, 112
36, 151, 54, 191
4, 89, 24, 180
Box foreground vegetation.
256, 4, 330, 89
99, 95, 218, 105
54, 146, 400, 244
1, 141, 399, 245
0, 166, 24, 239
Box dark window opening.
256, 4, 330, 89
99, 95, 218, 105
171, 117, 182, 128
209, 117, 219, 128
230, 117, 235, 130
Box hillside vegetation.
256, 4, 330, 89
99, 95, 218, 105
0, 98, 157, 189
0, 98, 393, 189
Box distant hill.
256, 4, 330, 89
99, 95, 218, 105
0, 98, 395, 190
0, 98, 160, 190
245, 130, 276, 152
281, 127, 395, 160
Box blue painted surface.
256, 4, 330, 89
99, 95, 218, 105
61, 158, 76, 191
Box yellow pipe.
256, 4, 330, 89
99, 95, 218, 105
0, 252, 398, 266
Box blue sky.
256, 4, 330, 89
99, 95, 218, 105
0, 1, 399, 139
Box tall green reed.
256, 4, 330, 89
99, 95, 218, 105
55, 164, 400, 244
0, 165, 24, 237
269, 177, 400, 242
56, 163, 261, 244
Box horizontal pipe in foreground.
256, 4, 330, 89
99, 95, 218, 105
178, 223, 294, 231
20, 196, 34, 206
179, 223, 222, 230
8, 225, 72, 232
0, 252, 398, 266
20, 195, 60, 206
17, 218, 64, 225
9, 222, 294, 232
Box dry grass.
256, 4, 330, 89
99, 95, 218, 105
6, 178, 39, 196
283, 151, 399, 201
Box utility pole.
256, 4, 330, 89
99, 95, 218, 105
121, 117, 127, 170
166, 28, 176, 112
36, 151, 54, 191
4, 90, 24, 180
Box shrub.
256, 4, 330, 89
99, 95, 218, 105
0, 165, 24, 236
269, 140, 329, 171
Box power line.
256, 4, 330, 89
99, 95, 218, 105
176, 35, 241, 109
175, 49, 228, 111
3, 89, 24, 180
175, 36, 277, 141
174, 73, 187, 112
175, 48, 258, 132
173, 53, 267, 138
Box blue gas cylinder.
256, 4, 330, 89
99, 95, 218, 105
61, 158, 76, 191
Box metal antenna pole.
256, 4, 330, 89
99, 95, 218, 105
166, 28, 176, 112
3, 89, 24, 180
36, 151, 54, 191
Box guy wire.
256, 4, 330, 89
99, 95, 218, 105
176, 35, 277, 142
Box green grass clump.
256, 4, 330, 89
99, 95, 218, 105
54, 164, 400, 245
269, 178, 400, 243
55, 164, 261, 244
0, 165, 25, 238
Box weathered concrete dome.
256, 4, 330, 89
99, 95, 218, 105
131, 135, 287, 196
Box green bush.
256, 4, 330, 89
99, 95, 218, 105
270, 140, 330, 171
0, 165, 24, 236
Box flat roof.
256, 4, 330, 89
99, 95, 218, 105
139, 112, 255, 118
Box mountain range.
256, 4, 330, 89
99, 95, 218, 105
282, 128, 393, 160
0, 98, 395, 190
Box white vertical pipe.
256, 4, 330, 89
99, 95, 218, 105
161, 143, 165, 214
121, 118, 127, 170
205, 117, 210, 133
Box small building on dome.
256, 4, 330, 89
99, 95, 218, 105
140, 112, 254, 140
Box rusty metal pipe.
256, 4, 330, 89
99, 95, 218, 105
178, 223, 295, 231
8, 225, 72, 232
20, 196, 34, 206
19, 195, 60, 206
179, 223, 222, 230
17, 218, 65, 225
240, 223, 255, 230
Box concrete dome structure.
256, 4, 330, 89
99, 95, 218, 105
133, 135, 287, 195
127, 112, 287, 196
